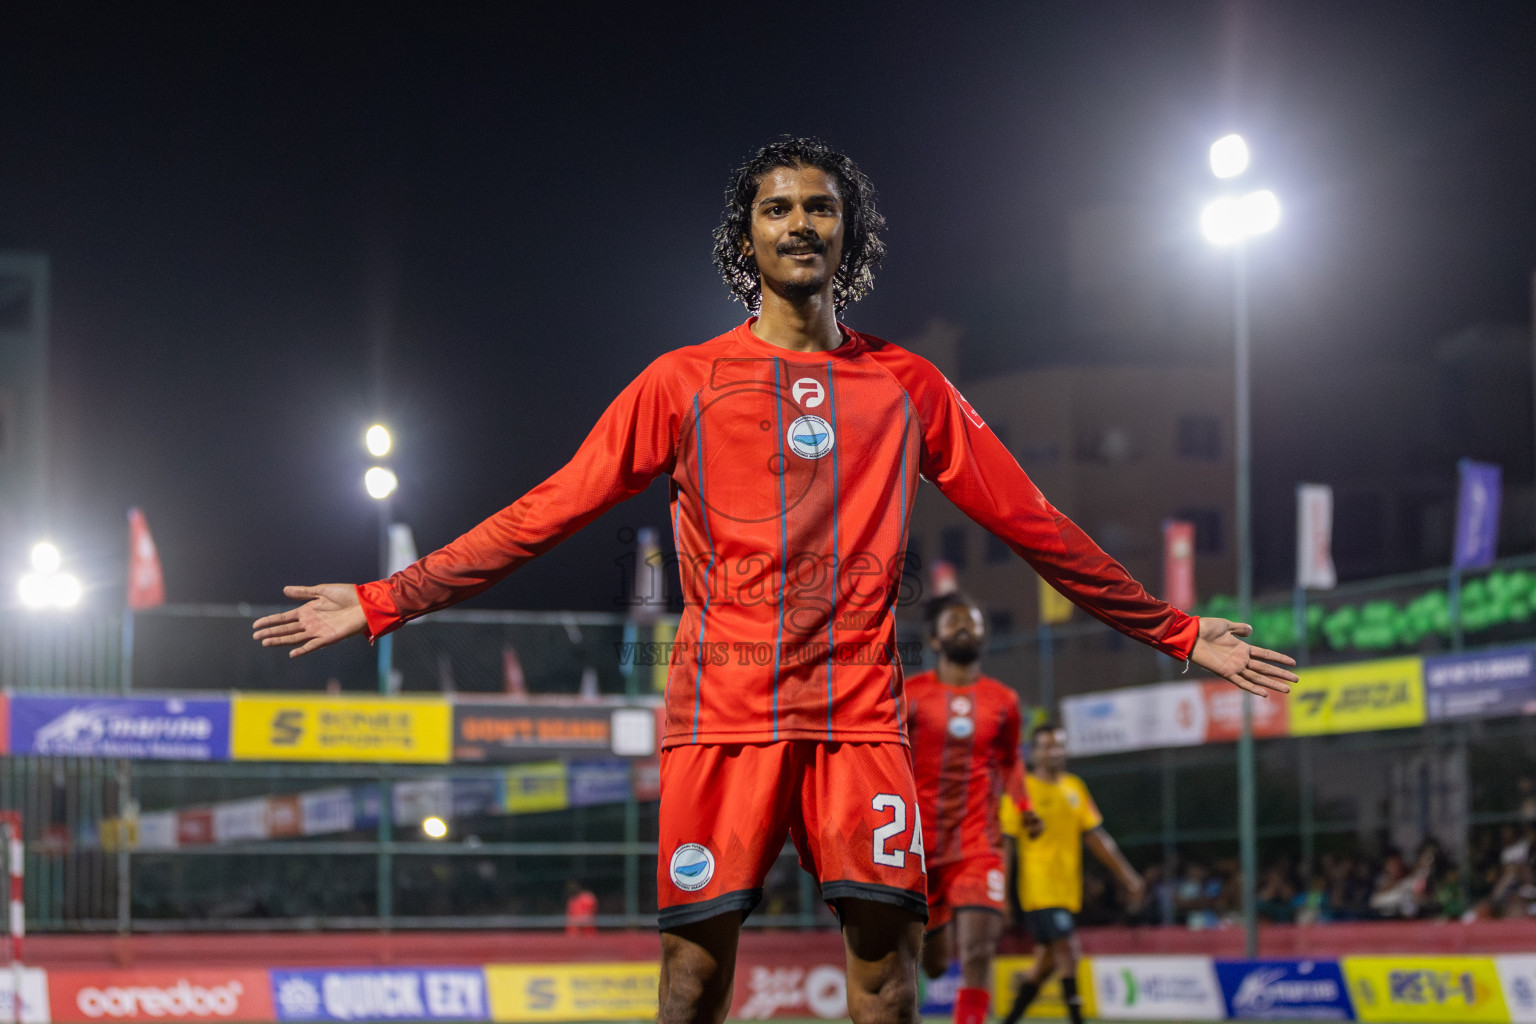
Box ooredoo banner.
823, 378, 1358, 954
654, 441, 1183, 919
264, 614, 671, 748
270, 969, 488, 1023
48, 971, 273, 1024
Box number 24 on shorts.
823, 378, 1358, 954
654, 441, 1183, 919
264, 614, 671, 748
872, 794, 926, 872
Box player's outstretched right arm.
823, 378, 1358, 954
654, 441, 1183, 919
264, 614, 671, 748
252, 584, 368, 658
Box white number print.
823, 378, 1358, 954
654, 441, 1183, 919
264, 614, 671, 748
871, 794, 927, 873
987, 868, 1005, 903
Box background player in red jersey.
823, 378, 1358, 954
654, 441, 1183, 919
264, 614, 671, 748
910, 593, 1041, 1024
252, 138, 1296, 1024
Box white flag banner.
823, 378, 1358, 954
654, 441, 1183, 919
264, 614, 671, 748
387, 522, 418, 575
1296, 483, 1337, 590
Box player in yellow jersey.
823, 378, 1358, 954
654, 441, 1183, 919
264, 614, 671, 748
998, 723, 1143, 1024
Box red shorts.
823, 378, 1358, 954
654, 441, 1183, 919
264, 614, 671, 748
925, 851, 1007, 932
657, 741, 929, 930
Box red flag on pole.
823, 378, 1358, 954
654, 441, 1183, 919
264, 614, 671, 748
1162, 519, 1196, 612
127, 508, 165, 609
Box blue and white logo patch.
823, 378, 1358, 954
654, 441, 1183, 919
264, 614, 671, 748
786, 415, 834, 460
669, 843, 715, 891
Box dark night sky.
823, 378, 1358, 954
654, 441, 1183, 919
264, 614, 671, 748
5, 1, 1535, 611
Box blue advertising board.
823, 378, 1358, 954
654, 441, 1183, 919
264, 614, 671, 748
918, 962, 960, 1016
1216, 959, 1354, 1021
10, 695, 231, 760
568, 760, 632, 808
1424, 645, 1536, 721
271, 968, 489, 1022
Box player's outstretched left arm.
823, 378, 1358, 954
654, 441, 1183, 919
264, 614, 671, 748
1189, 617, 1297, 697
252, 584, 367, 658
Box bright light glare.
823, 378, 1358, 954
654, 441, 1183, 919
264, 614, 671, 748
1201, 197, 1244, 246
364, 466, 399, 500
18, 572, 81, 610
365, 424, 392, 458
30, 542, 61, 574
422, 816, 448, 839
1210, 134, 1250, 179
1240, 189, 1280, 234
1201, 191, 1280, 246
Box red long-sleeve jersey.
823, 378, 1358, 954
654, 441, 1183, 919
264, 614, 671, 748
907, 670, 1029, 868
356, 319, 1198, 747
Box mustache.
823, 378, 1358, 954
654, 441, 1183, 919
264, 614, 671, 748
777, 236, 827, 256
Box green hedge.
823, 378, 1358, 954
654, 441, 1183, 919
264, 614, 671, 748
1195, 569, 1536, 654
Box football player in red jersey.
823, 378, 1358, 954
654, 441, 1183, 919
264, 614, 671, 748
253, 138, 1296, 1024
910, 593, 1041, 1024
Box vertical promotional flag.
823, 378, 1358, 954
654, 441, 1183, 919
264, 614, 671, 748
386, 523, 417, 575
1037, 575, 1074, 624
1454, 459, 1503, 570
1162, 519, 1196, 611
1295, 483, 1338, 590
126, 508, 165, 609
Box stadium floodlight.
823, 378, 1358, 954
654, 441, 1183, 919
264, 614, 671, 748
364, 466, 399, 500
365, 424, 392, 458
1209, 133, 1250, 179
1239, 189, 1280, 235
1201, 191, 1279, 247
30, 542, 61, 574
421, 816, 448, 840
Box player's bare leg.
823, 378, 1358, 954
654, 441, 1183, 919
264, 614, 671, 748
659, 912, 741, 1024
953, 908, 1001, 989
842, 899, 924, 1024
920, 924, 949, 979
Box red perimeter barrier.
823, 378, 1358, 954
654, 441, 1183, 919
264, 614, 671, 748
20, 919, 1535, 970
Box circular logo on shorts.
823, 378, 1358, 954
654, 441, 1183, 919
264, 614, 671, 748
669, 843, 715, 891
786, 415, 835, 459
947, 715, 975, 739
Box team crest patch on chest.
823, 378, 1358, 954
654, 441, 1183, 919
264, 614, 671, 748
947, 694, 974, 738
786, 415, 835, 459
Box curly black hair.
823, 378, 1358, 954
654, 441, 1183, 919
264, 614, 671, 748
712, 137, 886, 313
924, 591, 980, 639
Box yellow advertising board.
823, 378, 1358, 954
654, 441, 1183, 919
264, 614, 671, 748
992, 956, 1096, 1020
1343, 955, 1508, 1023
231, 695, 451, 763
1288, 657, 1426, 736
504, 760, 568, 814
486, 963, 658, 1022
1038, 577, 1074, 626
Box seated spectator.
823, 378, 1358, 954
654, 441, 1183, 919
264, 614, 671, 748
1291, 874, 1331, 925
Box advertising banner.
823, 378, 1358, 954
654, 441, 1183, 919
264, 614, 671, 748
484, 964, 657, 1023
136, 812, 178, 852
48, 970, 274, 1024
1454, 459, 1503, 571
1288, 658, 1425, 737
1296, 484, 1338, 590
568, 761, 631, 808
1343, 956, 1507, 1023
992, 957, 1096, 1020
11, 697, 230, 761
1090, 956, 1224, 1021
919, 963, 959, 1016
176, 809, 213, 847
503, 762, 567, 815
0, 695, 9, 755
392, 780, 452, 826
1214, 959, 1353, 1021
212, 799, 269, 845
1201, 681, 1290, 743
1496, 956, 1536, 1024
1061, 683, 1205, 757
270, 969, 488, 1023
0, 967, 51, 1024
453, 704, 636, 761
1425, 645, 1536, 721
731, 962, 848, 1020
231, 696, 450, 763
299, 789, 355, 836
266, 796, 303, 839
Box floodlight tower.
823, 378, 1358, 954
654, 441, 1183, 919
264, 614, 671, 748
1201, 134, 1279, 959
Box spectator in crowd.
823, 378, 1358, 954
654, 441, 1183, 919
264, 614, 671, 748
565, 880, 597, 935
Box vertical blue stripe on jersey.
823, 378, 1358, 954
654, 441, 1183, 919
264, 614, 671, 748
889, 394, 912, 734
824, 361, 839, 740
772, 360, 787, 740
691, 394, 715, 743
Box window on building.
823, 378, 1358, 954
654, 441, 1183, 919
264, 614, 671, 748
1175, 508, 1224, 554
940, 525, 968, 570
986, 531, 1011, 565
1177, 415, 1222, 461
